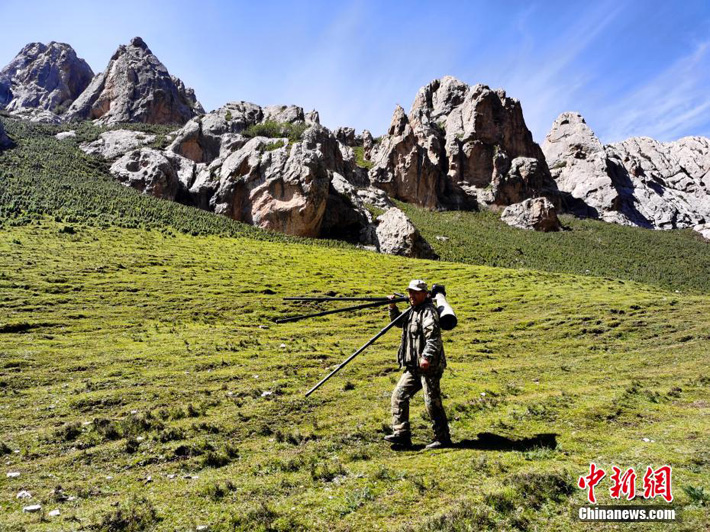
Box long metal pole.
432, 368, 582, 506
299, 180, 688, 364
276, 297, 407, 324
284, 297, 394, 302
305, 307, 411, 397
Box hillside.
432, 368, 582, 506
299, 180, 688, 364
4, 118, 710, 295
1, 221, 709, 530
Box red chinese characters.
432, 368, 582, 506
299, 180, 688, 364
578, 463, 606, 503
643, 465, 673, 503
609, 466, 637, 500
578, 464, 673, 503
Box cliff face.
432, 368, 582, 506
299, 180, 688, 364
65, 37, 203, 125
367, 76, 557, 210
543, 112, 710, 232
0, 42, 94, 122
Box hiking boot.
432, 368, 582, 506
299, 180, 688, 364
384, 433, 412, 447
425, 438, 452, 450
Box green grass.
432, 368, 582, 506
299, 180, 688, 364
0, 118, 345, 248
399, 202, 710, 294
0, 221, 708, 530
0, 117, 709, 530
352, 146, 373, 170
243, 120, 308, 142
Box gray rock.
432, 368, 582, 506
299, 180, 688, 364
109, 148, 181, 199
543, 111, 710, 230
0, 42, 93, 119
66, 37, 201, 125
55, 130, 76, 140
374, 207, 437, 259
81, 130, 156, 159
334, 126, 357, 147
501, 197, 561, 231
369, 77, 555, 210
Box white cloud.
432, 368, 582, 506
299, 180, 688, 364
598, 40, 710, 142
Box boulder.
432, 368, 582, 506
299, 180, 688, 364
109, 148, 181, 199
369, 77, 556, 210
80, 130, 157, 159
374, 207, 438, 259
543, 112, 710, 229
0, 42, 94, 120
55, 130, 76, 140
334, 126, 357, 147
66, 37, 202, 125
501, 197, 561, 231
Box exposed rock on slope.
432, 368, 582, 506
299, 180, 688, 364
109, 102, 381, 241
66, 37, 203, 125
543, 112, 710, 231
80, 130, 157, 159
0, 42, 93, 122
374, 208, 438, 258
501, 197, 561, 232
368, 76, 557, 210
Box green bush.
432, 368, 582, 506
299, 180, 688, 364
243, 120, 308, 142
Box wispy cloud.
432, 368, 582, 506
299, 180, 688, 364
492, 0, 627, 142
598, 40, 710, 143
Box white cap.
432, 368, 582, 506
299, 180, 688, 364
407, 279, 428, 292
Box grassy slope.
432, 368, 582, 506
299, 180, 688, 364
399, 203, 710, 294
1, 221, 708, 531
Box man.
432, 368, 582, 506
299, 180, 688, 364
385, 280, 452, 450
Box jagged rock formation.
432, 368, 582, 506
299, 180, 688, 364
374, 208, 438, 258
367, 76, 557, 210
0, 42, 94, 122
543, 112, 710, 231
501, 197, 561, 231
80, 130, 156, 159
109, 102, 383, 242
66, 37, 203, 125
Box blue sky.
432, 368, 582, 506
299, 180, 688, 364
2, 0, 710, 143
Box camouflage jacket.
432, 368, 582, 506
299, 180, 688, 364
389, 299, 446, 371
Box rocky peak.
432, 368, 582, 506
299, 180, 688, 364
0, 41, 94, 121
388, 105, 410, 136
542, 112, 603, 162
369, 77, 556, 210
543, 112, 710, 231
66, 36, 202, 125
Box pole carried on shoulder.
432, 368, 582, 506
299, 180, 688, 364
304, 307, 411, 397
276, 296, 407, 324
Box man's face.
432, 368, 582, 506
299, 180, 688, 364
407, 289, 428, 306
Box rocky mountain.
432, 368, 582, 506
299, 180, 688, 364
0, 42, 94, 122
367, 76, 558, 210
66, 37, 203, 125
543, 112, 710, 236
88, 101, 426, 256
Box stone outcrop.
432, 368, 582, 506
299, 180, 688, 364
543, 112, 710, 231
110, 148, 183, 200
0, 42, 94, 122
368, 76, 557, 210
80, 130, 157, 159
374, 208, 438, 259
66, 37, 202, 125
102, 103, 379, 240
501, 197, 561, 231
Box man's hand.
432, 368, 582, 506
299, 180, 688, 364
419, 358, 430, 371
388, 294, 398, 309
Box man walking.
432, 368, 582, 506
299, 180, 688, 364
385, 280, 452, 449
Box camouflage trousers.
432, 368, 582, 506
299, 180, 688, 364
391, 368, 450, 441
